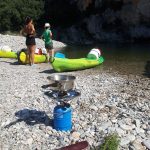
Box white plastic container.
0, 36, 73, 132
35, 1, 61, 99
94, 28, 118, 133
87, 48, 101, 59
0, 45, 12, 52
41, 48, 47, 54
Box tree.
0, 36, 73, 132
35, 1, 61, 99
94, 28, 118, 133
0, 0, 44, 31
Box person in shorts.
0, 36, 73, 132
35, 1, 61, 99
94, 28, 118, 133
41, 23, 54, 62
21, 16, 36, 66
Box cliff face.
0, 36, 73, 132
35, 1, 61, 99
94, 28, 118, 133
46, 0, 150, 44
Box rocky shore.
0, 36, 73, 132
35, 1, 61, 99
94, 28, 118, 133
0, 34, 66, 52
0, 34, 150, 150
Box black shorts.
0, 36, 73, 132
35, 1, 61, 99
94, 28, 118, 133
45, 43, 53, 50
26, 35, 36, 46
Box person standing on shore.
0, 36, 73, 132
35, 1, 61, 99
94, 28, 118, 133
21, 16, 36, 66
41, 23, 54, 62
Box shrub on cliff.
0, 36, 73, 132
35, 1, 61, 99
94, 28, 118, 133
0, 0, 44, 32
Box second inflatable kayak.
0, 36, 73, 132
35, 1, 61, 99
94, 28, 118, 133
17, 51, 47, 64
51, 56, 104, 72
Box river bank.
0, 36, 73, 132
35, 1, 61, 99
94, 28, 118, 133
0, 34, 66, 52
0, 34, 150, 150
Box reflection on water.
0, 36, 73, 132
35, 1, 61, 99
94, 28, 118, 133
59, 43, 150, 76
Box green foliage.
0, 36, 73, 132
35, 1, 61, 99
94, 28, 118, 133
0, 0, 44, 31
93, 133, 120, 150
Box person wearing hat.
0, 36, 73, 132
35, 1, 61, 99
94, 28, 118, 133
41, 23, 54, 62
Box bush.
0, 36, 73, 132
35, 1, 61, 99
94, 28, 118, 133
93, 133, 120, 150
0, 0, 44, 31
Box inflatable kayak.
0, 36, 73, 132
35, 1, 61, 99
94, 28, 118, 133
17, 51, 47, 64
0, 50, 17, 59
51, 56, 104, 72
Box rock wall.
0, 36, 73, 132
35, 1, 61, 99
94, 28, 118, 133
47, 0, 150, 44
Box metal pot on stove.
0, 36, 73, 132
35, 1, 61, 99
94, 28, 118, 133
47, 75, 76, 91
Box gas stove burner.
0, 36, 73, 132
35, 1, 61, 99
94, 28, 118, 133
46, 90, 80, 102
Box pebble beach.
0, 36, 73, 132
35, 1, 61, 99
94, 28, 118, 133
0, 34, 150, 150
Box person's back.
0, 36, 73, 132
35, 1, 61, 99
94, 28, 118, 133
42, 28, 52, 45
21, 16, 36, 66
24, 22, 35, 36
41, 23, 54, 62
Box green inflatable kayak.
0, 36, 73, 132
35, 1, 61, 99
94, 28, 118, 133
0, 50, 17, 58
51, 56, 104, 72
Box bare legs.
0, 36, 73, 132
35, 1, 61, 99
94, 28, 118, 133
46, 48, 49, 62
46, 48, 54, 62
27, 45, 36, 65
31, 45, 36, 65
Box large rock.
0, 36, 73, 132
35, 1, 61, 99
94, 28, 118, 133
53, 0, 150, 44
137, 0, 150, 19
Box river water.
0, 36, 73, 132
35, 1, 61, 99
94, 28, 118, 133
59, 43, 150, 77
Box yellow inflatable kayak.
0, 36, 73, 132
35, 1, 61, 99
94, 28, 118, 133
17, 50, 47, 64
0, 50, 17, 58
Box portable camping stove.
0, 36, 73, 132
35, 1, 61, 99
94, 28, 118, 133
47, 74, 80, 104
47, 74, 80, 131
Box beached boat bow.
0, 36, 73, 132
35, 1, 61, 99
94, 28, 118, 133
51, 54, 104, 72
